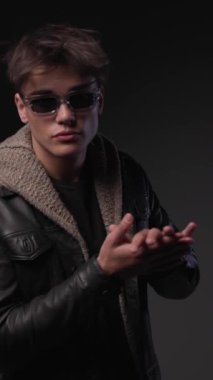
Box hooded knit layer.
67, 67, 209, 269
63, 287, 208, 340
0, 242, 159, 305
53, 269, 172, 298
0, 125, 122, 261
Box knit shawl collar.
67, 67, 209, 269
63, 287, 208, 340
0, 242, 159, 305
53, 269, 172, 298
0, 125, 122, 260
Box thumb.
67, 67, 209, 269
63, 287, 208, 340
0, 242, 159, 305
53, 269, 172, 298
108, 224, 116, 233
109, 213, 134, 244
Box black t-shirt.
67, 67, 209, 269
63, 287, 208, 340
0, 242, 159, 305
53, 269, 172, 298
51, 171, 105, 257
52, 171, 139, 380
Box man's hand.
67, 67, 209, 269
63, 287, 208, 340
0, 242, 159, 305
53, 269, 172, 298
97, 213, 196, 276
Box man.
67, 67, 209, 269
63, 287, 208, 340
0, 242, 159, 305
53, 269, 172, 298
0, 23, 199, 380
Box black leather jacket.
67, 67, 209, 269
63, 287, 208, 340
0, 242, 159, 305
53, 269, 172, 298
0, 152, 199, 380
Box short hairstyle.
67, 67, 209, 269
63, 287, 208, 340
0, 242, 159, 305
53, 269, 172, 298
4, 23, 110, 91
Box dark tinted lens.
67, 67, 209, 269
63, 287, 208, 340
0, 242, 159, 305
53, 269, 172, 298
69, 92, 96, 109
30, 97, 58, 113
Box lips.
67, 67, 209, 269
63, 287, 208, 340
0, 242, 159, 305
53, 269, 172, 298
52, 130, 82, 142
53, 130, 81, 138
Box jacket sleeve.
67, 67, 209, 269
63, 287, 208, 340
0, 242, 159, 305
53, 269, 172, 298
0, 242, 108, 371
120, 151, 200, 299
145, 166, 199, 298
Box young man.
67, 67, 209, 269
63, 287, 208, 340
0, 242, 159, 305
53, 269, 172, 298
0, 23, 199, 380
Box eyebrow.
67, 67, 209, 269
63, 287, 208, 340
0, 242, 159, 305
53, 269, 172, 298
26, 79, 97, 97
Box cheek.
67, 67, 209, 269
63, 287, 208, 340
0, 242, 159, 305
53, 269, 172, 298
84, 113, 99, 134
29, 122, 50, 144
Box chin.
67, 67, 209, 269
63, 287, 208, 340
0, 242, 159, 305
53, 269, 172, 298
53, 146, 84, 158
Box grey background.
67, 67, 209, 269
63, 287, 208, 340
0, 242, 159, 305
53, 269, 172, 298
0, 5, 212, 379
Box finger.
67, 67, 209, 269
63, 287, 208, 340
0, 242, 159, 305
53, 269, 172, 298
108, 213, 134, 244
132, 228, 148, 248
182, 222, 197, 236
145, 228, 163, 248
162, 225, 177, 244
108, 224, 132, 244
162, 225, 175, 236
162, 235, 177, 244
175, 222, 197, 238
176, 237, 194, 244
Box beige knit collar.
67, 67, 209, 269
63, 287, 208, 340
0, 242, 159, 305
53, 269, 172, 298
0, 125, 122, 260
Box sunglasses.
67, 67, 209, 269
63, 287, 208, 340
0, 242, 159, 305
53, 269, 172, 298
21, 89, 101, 115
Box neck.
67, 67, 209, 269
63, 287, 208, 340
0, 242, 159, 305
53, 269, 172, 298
47, 156, 85, 183
33, 147, 86, 184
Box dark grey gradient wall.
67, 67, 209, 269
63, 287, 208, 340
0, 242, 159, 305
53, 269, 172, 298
0, 6, 212, 380
102, 21, 212, 380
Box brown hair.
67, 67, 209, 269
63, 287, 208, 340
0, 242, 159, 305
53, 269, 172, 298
4, 23, 110, 91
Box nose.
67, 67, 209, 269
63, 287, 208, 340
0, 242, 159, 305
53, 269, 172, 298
55, 102, 76, 124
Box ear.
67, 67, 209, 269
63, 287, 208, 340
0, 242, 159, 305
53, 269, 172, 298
15, 93, 29, 124
98, 88, 104, 115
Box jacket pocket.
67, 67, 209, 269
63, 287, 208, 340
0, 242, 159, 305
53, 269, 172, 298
2, 229, 63, 300
3, 228, 52, 261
